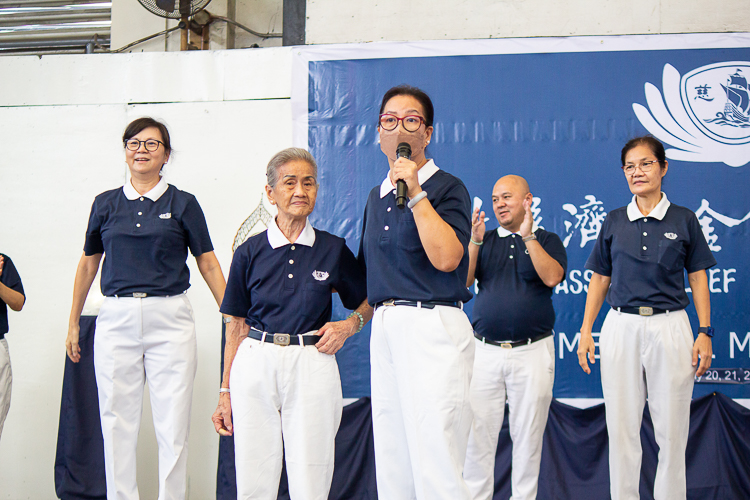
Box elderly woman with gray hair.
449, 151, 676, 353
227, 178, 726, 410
212, 147, 372, 499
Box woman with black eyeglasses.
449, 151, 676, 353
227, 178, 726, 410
577, 136, 715, 500
358, 85, 474, 499
65, 117, 226, 500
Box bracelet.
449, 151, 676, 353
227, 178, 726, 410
407, 191, 428, 209
223, 316, 232, 324
470, 238, 483, 246
521, 234, 537, 243
219, 387, 230, 394
698, 326, 715, 338
347, 311, 364, 333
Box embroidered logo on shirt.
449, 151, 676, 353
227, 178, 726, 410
312, 270, 329, 281
664, 232, 678, 240
159, 213, 172, 219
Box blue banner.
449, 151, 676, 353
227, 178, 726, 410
301, 39, 750, 399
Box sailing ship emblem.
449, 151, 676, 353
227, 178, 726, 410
705, 69, 750, 126
633, 61, 750, 167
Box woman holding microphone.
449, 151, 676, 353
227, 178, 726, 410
359, 85, 474, 500
578, 136, 715, 500
66, 117, 226, 500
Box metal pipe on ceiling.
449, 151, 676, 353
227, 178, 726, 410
0, 1, 111, 54
0, 10, 110, 26
0, 0, 108, 8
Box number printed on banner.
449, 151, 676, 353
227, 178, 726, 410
695, 367, 750, 384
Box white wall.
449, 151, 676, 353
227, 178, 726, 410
305, 0, 750, 44
0, 47, 292, 499
112, 0, 750, 54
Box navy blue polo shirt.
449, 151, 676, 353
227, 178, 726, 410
358, 160, 472, 305
472, 227, 567, 342
84, 178, 214, 297
220, 218, 367, 334
586, 193, 716, 311
0, 253, 25, 337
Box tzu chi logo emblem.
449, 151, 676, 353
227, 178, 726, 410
312, 270, 329, 281
633, 61, 750, 167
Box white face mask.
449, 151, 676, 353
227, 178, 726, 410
379, 130, 427, 161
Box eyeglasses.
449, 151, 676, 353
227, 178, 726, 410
622, 160, 660, 175
378, 114, 426, 132
125, 139, 164, 152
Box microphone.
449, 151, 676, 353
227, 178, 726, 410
395, 142, 411, 209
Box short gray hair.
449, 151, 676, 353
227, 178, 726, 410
266, 148, 318, 188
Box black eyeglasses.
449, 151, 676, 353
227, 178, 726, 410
379, 114, 426, 132
125, 139, 164, 152
622, 160, 660, 175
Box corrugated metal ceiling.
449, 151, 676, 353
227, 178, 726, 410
0, 1, 111, 55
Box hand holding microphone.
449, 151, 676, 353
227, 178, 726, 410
395, 142, 412, 208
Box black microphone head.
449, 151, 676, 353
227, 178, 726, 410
396, 142, 412, 159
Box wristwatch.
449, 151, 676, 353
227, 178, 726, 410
698, 326, 714, 338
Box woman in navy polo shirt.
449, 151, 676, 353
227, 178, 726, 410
65, 117, 227, 500
212, 147, 370, 499
0, 253, 25, 441
578, 136, 715, 500
359, 85, 474, 500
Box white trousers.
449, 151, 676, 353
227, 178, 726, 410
94, 295, 197, 500
464, 335, 555, 500
600, 308, 695, 500
0, 338, 11, 439
230, 336, 343, 500
371, 304, 475, 500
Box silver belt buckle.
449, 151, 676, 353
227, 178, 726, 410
273, 333, 290, 346
638, 306, 653, 316
500, 342, 513, 349
133, 292, 147, 298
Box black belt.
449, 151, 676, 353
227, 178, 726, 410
374, 299, 463, 310
474, 330, 553, 349
248, 328, 320, 346
615, 306, 676, 316
110, 292, 157, 298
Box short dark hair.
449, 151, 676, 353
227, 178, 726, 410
621, 135, 666, 166
122, 117, 172, 154
379, 85, 434, 127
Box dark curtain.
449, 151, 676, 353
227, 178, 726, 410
54, 318, 750, 499
54, 315, 106, 500
217, 395, 750, 500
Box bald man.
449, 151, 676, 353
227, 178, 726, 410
463, 176, 567, 500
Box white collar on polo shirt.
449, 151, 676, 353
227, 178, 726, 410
267, 217, 316, 249
379, 159, 439, 199
123, 177, 168, 202
627, 192, 670, 221
497, 223, 539, 238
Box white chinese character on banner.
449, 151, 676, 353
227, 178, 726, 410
531, 196, 543, 228
561, 195, 607, 248
694, 199, 750, 252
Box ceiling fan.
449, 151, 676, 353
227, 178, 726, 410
137, 0, 212, 50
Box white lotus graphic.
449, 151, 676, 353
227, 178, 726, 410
633, 62, 750, 167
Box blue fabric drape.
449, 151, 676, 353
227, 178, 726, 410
216, 395, 750, 500
54, 318, 750, 499
54, 315, 106, 500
